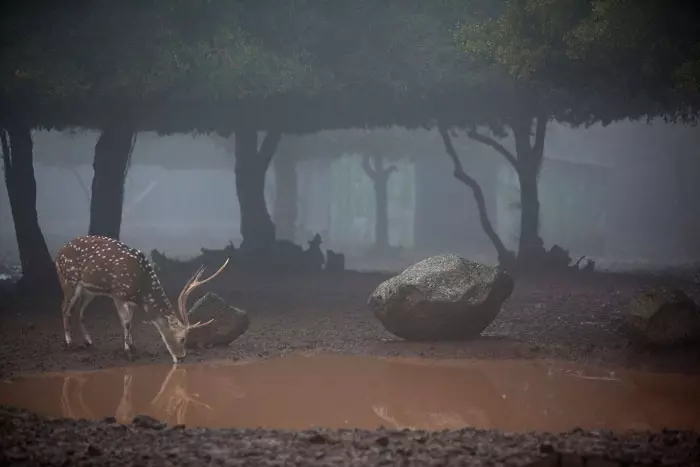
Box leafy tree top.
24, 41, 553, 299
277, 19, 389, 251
455, 0, 700, 124
1, 1, 313, 131
1, 1, 503, 134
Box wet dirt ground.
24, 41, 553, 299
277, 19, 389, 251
2, 269, 699, 377
2, 269, 700, 465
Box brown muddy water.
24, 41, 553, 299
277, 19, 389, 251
1, 354, 699, 433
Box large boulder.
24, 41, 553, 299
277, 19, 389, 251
622, 288, 700, 346
368, 254, 514, 341
186, 292, 250, 349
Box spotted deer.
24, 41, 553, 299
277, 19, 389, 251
55, 235, 229, 363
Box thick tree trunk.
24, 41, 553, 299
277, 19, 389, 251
438, 124, 514, 268
361, 154, 395, 252
273, 153, 298, 242
511, 110, 547, 265
516, 166, 543, 263
234, 129, 280, 252
1, 122, 61, 295
88, 124, 136, 239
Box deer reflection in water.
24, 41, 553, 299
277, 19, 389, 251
59, 364, 215, 426
61, 374, 95, 420
148, 364, 213, 425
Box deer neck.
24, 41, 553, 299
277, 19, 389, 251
151, 312, 184, 330
141, 273, 180, 323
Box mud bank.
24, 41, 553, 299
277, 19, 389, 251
2, 406, 698, 466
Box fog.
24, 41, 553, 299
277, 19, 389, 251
1, 118, 699, 272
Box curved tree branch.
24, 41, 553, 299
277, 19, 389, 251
361, 154, 376, 179
438, 122, 511, 264
69, 168, 90, 203
466, 129, 518, 167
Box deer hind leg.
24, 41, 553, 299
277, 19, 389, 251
77, 293, 95, 347
62, 284, 84, 347
113, 298, 137, 360
115, 369, 135, 423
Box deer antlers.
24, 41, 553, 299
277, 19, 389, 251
177, 258, 230, 328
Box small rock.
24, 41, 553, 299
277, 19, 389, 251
186, 292, 251, 349
307, 432, 331, 444
621, 288, 700, 346
539, 443, 555, 454
132, 414, 166, 430
376, 436, 389, 447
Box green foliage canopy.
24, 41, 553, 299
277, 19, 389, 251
0, 0, 505, 134
455, 0, 700, 123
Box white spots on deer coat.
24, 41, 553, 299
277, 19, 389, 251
54, 235, 173, 311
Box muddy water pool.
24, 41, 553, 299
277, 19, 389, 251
1, 354, 699, 432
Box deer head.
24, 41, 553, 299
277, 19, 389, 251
148, 258, 229, 363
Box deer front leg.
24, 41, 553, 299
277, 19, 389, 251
62, 285, 84, 348
114, 299, 137, 360
77, 294, 95, 347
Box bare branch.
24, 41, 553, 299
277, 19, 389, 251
123, 175, 163, 219
384, 164, 398, 176
466, 129, 518, 167
438, 122, 510, 263
438, 121, 466, 175
361, 154, 377, 179
69, 168, 91, 203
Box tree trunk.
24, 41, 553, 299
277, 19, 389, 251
1, 122, 61, 295
516, 166, 543, 263
374, 178, 390, 250
511, 110, 547, 265
465, 101, 548, 269
88, 124, 136, 239
273, 152, 298, 242
361, 154, 396, 252
438, 124, 514, 268
234, 129, 280, 252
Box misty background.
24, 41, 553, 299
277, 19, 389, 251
2, 119, 699, 272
